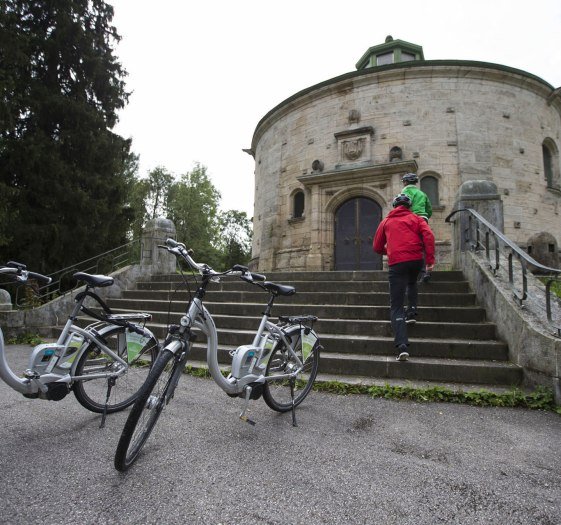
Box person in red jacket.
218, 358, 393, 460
373, 194, 435, 361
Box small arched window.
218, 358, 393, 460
542, 139, 560, 189
389, 146, 402, 162
293, 190, 305, 218
420, 175, 439, 206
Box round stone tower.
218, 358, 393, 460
246, 36, 561, 272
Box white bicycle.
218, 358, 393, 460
0, 262, 159, 426
114, 238, 322, 471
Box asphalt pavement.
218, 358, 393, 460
0, 344, 560, 525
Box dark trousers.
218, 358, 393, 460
388, 259, 423, 348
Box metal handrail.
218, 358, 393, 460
446, 208, 561, 336
0, 239, 141, 308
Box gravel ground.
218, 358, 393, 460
0, 344, 560, 525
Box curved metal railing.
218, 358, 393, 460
0, 239, 140, 308
446, 208, 561, 336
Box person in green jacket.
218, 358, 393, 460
401, 172, 433, 281
401, 173, 432, 221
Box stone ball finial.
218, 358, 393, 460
385, 35, 393, 43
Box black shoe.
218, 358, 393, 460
396, 344, 409, 361
405, 310, 417, 325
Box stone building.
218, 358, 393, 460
246, 36, 561, 272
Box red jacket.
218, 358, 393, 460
373, 206, 435, 266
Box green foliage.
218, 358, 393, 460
129, 162, 253, 270
128, 165, 174, 241
179, 365, 559, 413
166, 163, 222, 268
217, 210, 252, 269
539, 278, 561, 300
0, 0, 134, 274
7, 332, 44, 345
314, 381, 559, 412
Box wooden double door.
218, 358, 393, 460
334, 197, 382, 271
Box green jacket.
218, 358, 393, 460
402, 185, 432, 219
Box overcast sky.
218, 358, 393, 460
109, 0, 561, 217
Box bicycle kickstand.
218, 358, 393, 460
239, 385, 256, 426
290, 377, 298, 427
100, 377, 116, 429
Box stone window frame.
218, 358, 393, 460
419, 171, 442, 209
289, 188, 305, 222
542, 138, 560, 191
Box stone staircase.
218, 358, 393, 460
107, 270, 523, 390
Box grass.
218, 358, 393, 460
6, 333, 44, 346
538, 277, 561, 299
181, 364, 561, 415
314, 380, 561, 414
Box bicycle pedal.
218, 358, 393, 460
239, 415, 256, 426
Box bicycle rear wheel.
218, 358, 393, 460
263, 330, 320, 413
114, 349, 179, 471
73, 326, 158, 413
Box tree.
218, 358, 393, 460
0, 0, 133, 274
166, 163, 222, 268
127, 165, 174, 241
217, 210, 252, 269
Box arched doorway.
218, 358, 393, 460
334, 197, 382, 270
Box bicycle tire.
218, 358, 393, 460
73, 326, 158, 414
114, 349, 178, 471
263, 329, 320, 413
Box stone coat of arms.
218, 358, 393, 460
343, 138, 364, 161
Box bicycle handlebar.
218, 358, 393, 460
231, 264, 266, 282
0, 263, 52, 285
159, 239, 267, 283
27, 271, 52, 285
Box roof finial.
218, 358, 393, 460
385, 35, 393, 43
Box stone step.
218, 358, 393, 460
110, 298, 487, 323
180, 347, 520, 386
136, 279, 471, 294
109, 307, 497, 341
148, 270, 466, 283
121, 289, 478, 307
185, 364, 527, 396
98, 268, 520, 389
316, 353, 522, 386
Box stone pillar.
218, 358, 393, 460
306, 184, 323, 270
141, 218, 177, 274
526, 232, 560, 272
0, 289, 12, 311
452, 180, 504, 263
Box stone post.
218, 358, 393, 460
0, 289, 12, 311
141, 218, 177, 274
451, 180, 504, 266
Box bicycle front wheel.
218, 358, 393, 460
263, 331, 320, 413
114, 349, 178, 471
73, 326, 159, 413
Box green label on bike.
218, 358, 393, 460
301, 329, 317, 362
58, 336, 84, 369
126, 331, 151, 361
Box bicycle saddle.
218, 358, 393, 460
73, 272, 114, 288
264, 282, 296, 296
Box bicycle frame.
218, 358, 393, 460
0, 269, 155, 399
162, 276, 310, 397
1, 309, 134, 399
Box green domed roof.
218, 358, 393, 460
355, 35, 424, 70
